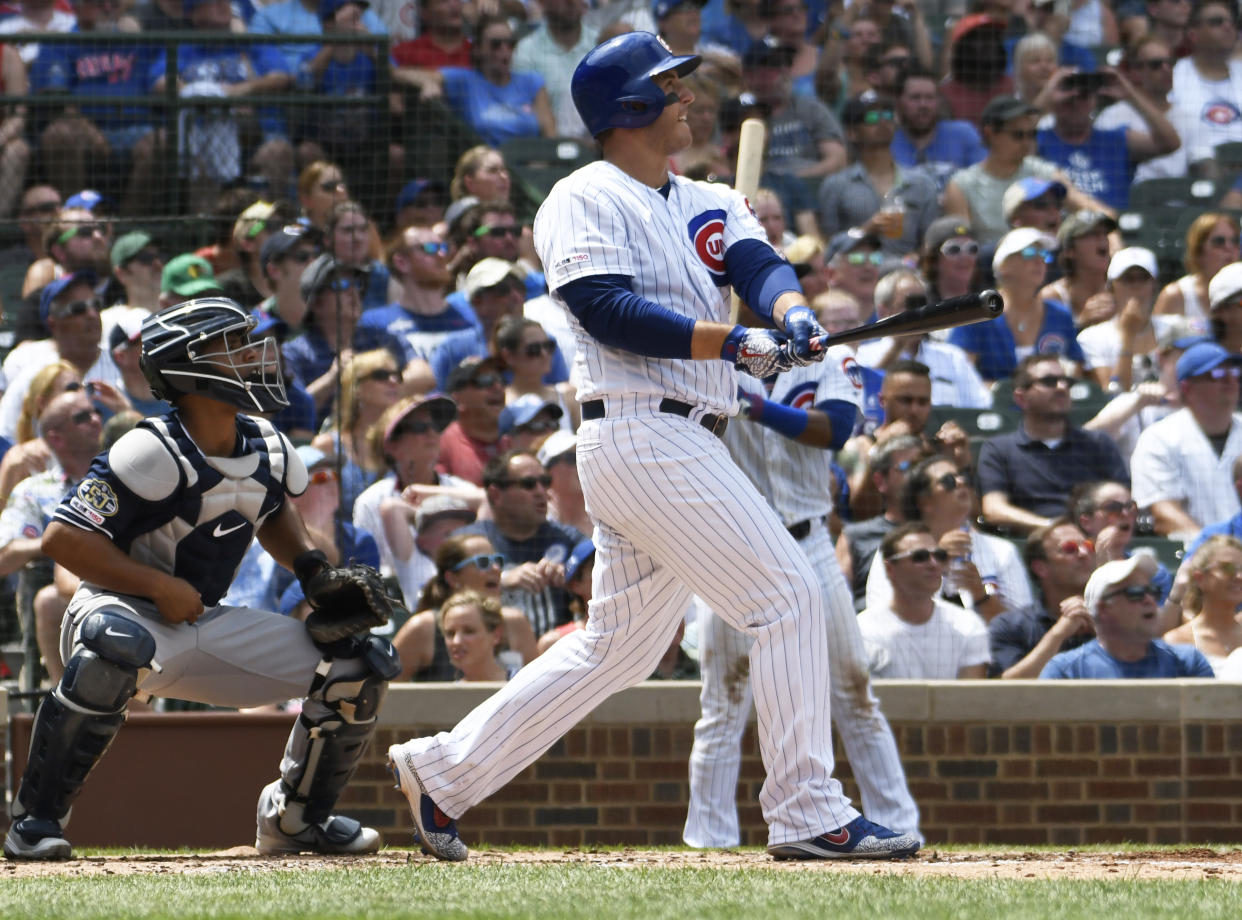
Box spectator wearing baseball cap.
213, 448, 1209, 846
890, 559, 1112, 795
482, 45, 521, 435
1077, 246, 1165, 391
1039, 210, 1119, 330
254, 224, 318, 339
108, 231, 163, 317
159, 253, 224, 308
215, 201, 278, 310
436, 356, 508, 487
1041, 554, 1213, 678
949, 226, 1086, 381
107, 312, 169, 418
1129, 340, 1242, 537
1208, 261, 1242, 358
395, 179, 449, 231
824, 228, 884, 319
940, 15, 1013, 126
536, 427, 590, 535
498, 393, 563, 452
919, 216, 979, 306
653, 0, 710, 56
817, 90, 940, 256
943, 95, 1112, 245
1001, 176, 1068, 236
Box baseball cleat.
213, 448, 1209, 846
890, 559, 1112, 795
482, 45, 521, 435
255, 781, 381, 855
387, 744, 468, 862
766, 816, 921, 861
4, 817, 73, 860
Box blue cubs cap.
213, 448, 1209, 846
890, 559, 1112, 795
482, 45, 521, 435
395, 178, 446, 213
498, 393, 563, 434
39, 271, 98, 326
318, 0, 368, 19
1001, 176, 1067, 220
1177, 341, 1239, 382
65, 189, 106, 211
565, 539, 595, 583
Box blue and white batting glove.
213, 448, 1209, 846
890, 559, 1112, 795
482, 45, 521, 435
721, 325, 796, 378
782, 304, 827, 366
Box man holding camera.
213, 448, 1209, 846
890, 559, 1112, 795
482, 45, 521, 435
1036, 66, 1181, 211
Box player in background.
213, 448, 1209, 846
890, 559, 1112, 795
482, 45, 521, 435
4, 298, 400, 861
387, 31, 921, 863
684, 341, 921, 848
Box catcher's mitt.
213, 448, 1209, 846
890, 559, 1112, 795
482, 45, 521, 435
302, 564, 402, 645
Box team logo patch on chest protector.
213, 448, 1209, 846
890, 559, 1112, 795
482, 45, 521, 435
687, 209, 727, 283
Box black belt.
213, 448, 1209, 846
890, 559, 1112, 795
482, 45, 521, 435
787, 519, 813, 541
581, 398, 729, 438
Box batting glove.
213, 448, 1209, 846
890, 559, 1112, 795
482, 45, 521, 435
782, 304, 827, 366
721, 325, 796, 378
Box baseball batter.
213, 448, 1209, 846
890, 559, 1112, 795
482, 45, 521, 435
684, 348, 921, 848
4, 298, 400, 861
388, 32, 921, 862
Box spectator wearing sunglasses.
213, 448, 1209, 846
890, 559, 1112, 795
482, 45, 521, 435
817, 91, 940, 257
21, 210, 113, 329
498, 394, 564, 453
447, 200, 546, 307
536, 429, 589, 536
1096, 37, 1188, 185
1164, 535, 1242, 675
354, 394, 483, 606
824, 229, 884, 321
0, 361, 80, 503
856, 270, 992, 409
943, 95, 1109, 246
977, 355, 1129, 534
492, 316, 577, 432
356, 225, 465, 387
392, 532, 538, 681
1152, 212, 1241, 327
1042, 554, 1213, 678
866, 456, 1033, 621
0, 273, 125, 444
104, 232, 164, 333
1131, 340, 1242, 537
950, 227, 1086, 382
1170, 1, 1242, 166
254, 225, 318, 338
458, 448, 585, 637
917, 217, 981, 310
858, 522, 991, 679
0, 390, 103, 683
836, 434, 924, 612
1071, 478, 1174, 602
988, 516, 1099, 678
436, 355, 509, 486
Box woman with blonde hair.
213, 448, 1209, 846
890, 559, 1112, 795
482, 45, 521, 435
449, 145, 511, 204
311, 348, 401, 515
1165, 535, 1242, 675
0, 361, 81, 502
437, 589, 515, 682
1153, 212, 1241, 325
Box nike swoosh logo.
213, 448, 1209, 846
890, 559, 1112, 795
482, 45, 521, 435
823, 828, 850, 845
212, 521, 247, 538
104, 626, 128, 638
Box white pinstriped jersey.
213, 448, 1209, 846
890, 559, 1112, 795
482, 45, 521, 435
533, 162, 776, 416
1130, 408, 1242, 528
730, 345, 864, 525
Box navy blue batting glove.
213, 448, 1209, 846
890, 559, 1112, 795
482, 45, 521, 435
783, 304, 827, 365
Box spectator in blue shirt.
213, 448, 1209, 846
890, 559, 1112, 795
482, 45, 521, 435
1041, 554, 1214, 678
249, 0, 388, 74
890, 68, 986, 192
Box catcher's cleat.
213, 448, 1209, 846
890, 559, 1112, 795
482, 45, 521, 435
255, 781, 381, 855
767, 816, 921, 861
4, 817, 73, 860
387, 744, 468, 862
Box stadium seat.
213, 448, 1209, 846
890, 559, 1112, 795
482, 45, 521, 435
501, 136, 598, 201
1127, 535, 1185, 573
1215, 142, 1242, 178
928, 405, 1020, 437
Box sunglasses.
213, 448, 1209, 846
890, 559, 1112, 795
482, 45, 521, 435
452, 552, 506, 572
846, 251, 885, 266
1207, 234, 1240, 248
62, 381, 96, 395
1190, 365, 1242, 382
940, 240, 979, 257
51, 297, 102, 320
862, 109, 895, 125
20, 201, 59, 216
1018, 246, 1053, 262
1030, 374, 1072, 388
127, 250, 164, 267
496, 474, 552, 490
466, 372, 502, 388
516, 420, 559, 435
1095, 499, 1137, 515
1137, 57, 1175, 70
283, 250, 315, 265
1102, 583, 1161, 602
1196, 14, 1233, 26
522, 340, 556, 358
474, 224, 520, 239
56, 224, 105, 244
417, 241, 450, 256
365, 368, 400, 383
391, 418, 434, 438
935, 472, 968, 491
319, 180, 346, 193
1005, 128, 1038, 140
888, 547, 950, 564
308, 468, 340, 485
69, 408, 100, 425
323, 278, 357, 292
1057, 539, 1094, 555
487, 37, 516, 49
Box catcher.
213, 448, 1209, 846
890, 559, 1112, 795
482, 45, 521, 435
4, 297, 402, 860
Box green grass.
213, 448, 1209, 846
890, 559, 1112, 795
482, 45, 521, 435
2, 863, 1240, 920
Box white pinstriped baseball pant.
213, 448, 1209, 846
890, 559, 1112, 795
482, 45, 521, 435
396, 412, 859, 846
683, 519, 921, 847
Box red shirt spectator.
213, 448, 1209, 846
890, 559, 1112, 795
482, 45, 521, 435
392, 34, 471, 69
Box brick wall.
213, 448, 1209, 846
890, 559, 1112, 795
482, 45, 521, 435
5, 682, 1242, 848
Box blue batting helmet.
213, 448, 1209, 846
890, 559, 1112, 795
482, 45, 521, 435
571, 32, 701, 138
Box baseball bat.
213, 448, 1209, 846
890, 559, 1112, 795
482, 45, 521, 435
730, 118, 766, 324
810, 290, 1004, 350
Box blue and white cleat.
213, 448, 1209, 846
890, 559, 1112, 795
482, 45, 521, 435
767, 816, 921, 861
387, 744, 468, 862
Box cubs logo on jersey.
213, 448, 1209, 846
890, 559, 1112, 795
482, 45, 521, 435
840, 355, 864, 390
687, 209, 727, 284
782, 381, 819, 410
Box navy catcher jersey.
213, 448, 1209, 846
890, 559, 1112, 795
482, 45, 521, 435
54, 411, 308, 606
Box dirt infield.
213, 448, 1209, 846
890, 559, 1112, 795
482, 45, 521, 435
4, 846, 1242, 880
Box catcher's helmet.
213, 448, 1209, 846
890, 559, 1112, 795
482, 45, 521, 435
140, 297, 289, 414
571, 32, 701, 138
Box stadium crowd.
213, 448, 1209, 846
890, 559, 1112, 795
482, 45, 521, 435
3, 0, 1242, 694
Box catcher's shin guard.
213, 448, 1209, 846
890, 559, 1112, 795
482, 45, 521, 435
263, 635, 400, 832
12, 610, 154, 825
